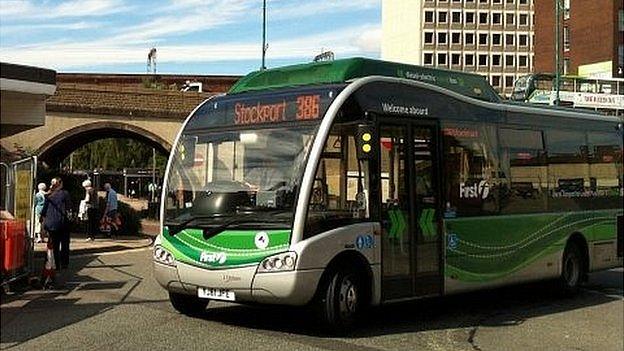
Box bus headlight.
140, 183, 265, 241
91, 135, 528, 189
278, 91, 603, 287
153, 245, 176, 267
258, 252, 297, 273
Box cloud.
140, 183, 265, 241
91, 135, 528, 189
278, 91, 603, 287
0, 24, 380, 70
0, 21, 103, 35
110, 0, 250, 44
269, 0, 379, 20
0, 0, 129, 20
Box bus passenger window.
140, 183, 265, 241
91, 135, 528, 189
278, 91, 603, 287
442, 123, 500, 217
499, 128, 547, 214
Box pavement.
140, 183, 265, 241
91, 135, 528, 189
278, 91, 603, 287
1, 248, 622, 351
32, 218, 159, 257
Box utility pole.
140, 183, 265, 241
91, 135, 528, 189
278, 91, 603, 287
554, 0, 561, 106
261, 0, 267, 70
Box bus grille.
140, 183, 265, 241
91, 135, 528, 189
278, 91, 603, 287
618, 215, 623, 258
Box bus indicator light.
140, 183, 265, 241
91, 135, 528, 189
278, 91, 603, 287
356, 124, 376, 159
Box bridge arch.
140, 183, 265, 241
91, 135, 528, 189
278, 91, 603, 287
37, 121, 172, 166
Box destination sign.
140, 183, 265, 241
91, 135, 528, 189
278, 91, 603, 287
186, 85, 343, 131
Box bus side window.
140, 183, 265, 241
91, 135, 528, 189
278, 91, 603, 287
545, 129, 590, 212
499, 128, 548, 214
442, 123, 500, 217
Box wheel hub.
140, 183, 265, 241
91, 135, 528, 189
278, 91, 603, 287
339, 277, 358, 318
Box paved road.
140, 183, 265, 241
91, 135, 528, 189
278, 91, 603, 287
1, 249, 622, 351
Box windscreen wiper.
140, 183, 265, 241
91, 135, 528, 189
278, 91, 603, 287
165, 214, 225, 236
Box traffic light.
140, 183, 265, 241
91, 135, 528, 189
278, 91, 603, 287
356, 124, 376, 160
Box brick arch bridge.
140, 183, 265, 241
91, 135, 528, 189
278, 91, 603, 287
0, 73, 239, 166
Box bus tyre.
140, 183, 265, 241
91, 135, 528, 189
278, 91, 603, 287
169, 292, 209, 316
558, 243, 583, 295
316, 267, 363, 333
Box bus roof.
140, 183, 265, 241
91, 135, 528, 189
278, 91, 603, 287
228, 57, 501, 102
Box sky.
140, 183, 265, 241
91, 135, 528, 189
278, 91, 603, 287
0, 0, 381, 75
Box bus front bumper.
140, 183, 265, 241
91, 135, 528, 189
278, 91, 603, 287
154, 261, 322, 306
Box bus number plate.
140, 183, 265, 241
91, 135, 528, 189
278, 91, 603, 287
197, 287, 235, 301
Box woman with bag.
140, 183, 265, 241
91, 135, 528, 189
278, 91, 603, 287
41, 177, 73, 271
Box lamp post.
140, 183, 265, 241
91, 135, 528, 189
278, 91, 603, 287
554, 0, 562, 106
261, 0, 267, 70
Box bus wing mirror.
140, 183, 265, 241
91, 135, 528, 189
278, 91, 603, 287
355, 124, 376, 160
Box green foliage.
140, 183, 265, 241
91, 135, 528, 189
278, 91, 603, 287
65, 138, 167, 172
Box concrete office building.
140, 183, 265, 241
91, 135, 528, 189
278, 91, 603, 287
534, 0, 624, 78
382, 0, 535, 96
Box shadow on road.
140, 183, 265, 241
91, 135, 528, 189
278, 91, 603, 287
0, 253, 167, 349
198, 270, 622, 338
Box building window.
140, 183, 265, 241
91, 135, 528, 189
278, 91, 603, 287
452, 0, 462, 2
492, 33, 502, 45
563, 26, 570, 51
478, 54, 488, 66
519, 13, 528, 26
491, 75, 501, 87
492, 12, 502, 24
465, 54, 475, 66
492, 54, 502, 66
564, 0, 571, 20
479, 12, 488, 24
505, 33, 515, 45
451, 32, 461, 44
505, 75, 515, 87
438, 53, 448, 66
424, 53, 434, 65
465, 32, 475, 44
506, 13, 514, 25
425, 11, 435, 23
465, 12, 476, 24
518, 34, 528, 46
451, 53, 461, 65
518, 55, 528, 67
479, 0, 488, 3
519, 0, 527, 4
506, 0, 514, 4
493, 0, 502, 4
478, 33, 488, 45
505, 54, 514, 66
439, 11, 448, 23
452, 11, 462, 23
424, 32, 434, 44
563, 58, 570, 75
438, 32, 448, 44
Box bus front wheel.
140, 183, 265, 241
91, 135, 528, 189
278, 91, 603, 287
316, 267, 364, 333
558, 242, 583, 295
169, 292, 209, 316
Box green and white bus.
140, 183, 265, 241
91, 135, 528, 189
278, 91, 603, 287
154, 58, 623, 330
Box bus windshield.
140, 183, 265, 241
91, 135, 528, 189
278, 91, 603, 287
164, 125, 317, 227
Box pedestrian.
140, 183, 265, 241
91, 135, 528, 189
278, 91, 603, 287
34, 182, 47, 243
41, 177, 73, 272
81, 179, 99, 242
103, 182, 119, 237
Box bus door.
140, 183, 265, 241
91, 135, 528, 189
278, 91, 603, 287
377, 118, 443, 301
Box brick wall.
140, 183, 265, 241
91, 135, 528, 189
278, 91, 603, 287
47, 85, 215, 119
534, 0, 620, 76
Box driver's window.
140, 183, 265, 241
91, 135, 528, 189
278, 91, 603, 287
305, 125, 371, 238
